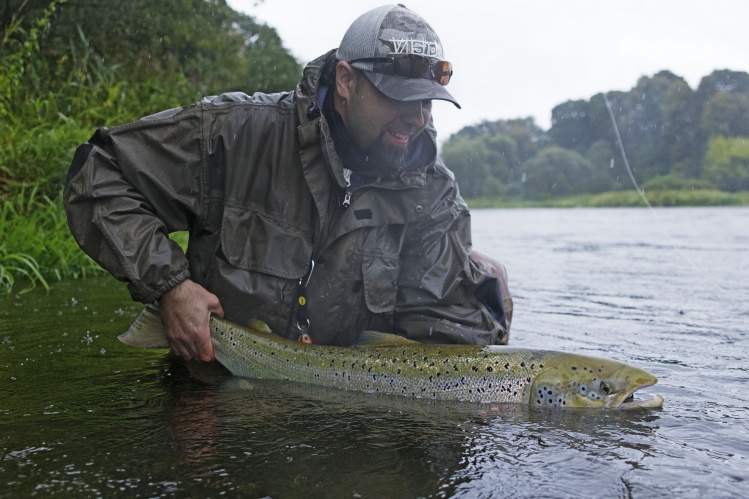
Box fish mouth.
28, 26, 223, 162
616, 393, 665, 410
607, 381, 664, 410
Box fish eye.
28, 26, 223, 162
600, 382, 612, 395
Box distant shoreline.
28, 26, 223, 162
466, 189, 749, 209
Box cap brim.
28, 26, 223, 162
361, 71, 461, 109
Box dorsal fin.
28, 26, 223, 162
351, 330, 420, 347
246, 318, 273, 334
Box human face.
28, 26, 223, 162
337, 66, 432, 170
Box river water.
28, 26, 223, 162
1, 207, 747, 497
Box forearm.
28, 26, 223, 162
64, 150, 191, 302
64, 108, 204, 302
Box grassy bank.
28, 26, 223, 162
467, 189, 749, 209
0, 186, 104, 293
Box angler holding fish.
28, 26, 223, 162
64, 5, 661, 408
64, 5, 510, 355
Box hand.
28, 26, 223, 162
159, 279, 224, 362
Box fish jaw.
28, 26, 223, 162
529, 353, 664, 410
606, 375, 664, 410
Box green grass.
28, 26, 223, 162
0, 184, 104, 293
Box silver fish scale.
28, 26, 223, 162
211, 319, 550, 403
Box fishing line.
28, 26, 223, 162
603, 94, 653, 210
603, 93, 704, 277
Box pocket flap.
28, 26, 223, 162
221, 205, 312, 279
362, 254, 399, 314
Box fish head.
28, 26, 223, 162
529, 353, 664, 409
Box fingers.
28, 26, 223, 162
207, 295, 225, 319
169, 310, 214, 362
159, 279, 221, 362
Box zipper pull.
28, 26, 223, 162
342, 168, 352, 208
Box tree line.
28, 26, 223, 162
442, 69, 749, 200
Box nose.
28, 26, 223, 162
399, 99, 430, 129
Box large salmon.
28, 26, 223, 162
120, 305, 664, 409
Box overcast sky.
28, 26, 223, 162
226, 0, 748, 143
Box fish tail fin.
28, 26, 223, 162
118, 304, 169, 348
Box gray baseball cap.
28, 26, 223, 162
336, 4, 460, 109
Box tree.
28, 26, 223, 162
521, 146, 600, 199
549, 99, 591, 153
702, 136, 749, 192
450, 117, 549, 164
441, 134, 509, 198
585, 140, 621, 191
695, 69, 749, 103
443, 68, 749, 199
661, 78, 701, 177
625, 71, 685, 179
701, 92, 749, 138
0, 0, 302, 197
694, 69, 749, 158
550, 72, 706, 185
2, 0, 302, 96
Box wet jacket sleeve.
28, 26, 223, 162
63, 105, 205, 303
394, 172, 508, 345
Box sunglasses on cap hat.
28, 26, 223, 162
349, 54, 453, 86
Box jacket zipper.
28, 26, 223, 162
341, 168, 352, 208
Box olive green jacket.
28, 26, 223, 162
64, 51, 508, 345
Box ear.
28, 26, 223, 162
335, 60, 357, 101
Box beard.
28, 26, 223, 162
361, 134, 409, 176
323, 88, 417, 178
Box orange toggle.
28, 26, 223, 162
297, 333, 312, 344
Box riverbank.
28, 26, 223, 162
466, 189, 749, 208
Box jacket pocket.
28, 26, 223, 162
220, 205, 312, 279
361, 254, 399, 314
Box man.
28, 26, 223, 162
64, 4, 513, 363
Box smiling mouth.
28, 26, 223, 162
387, 130, 411, 147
